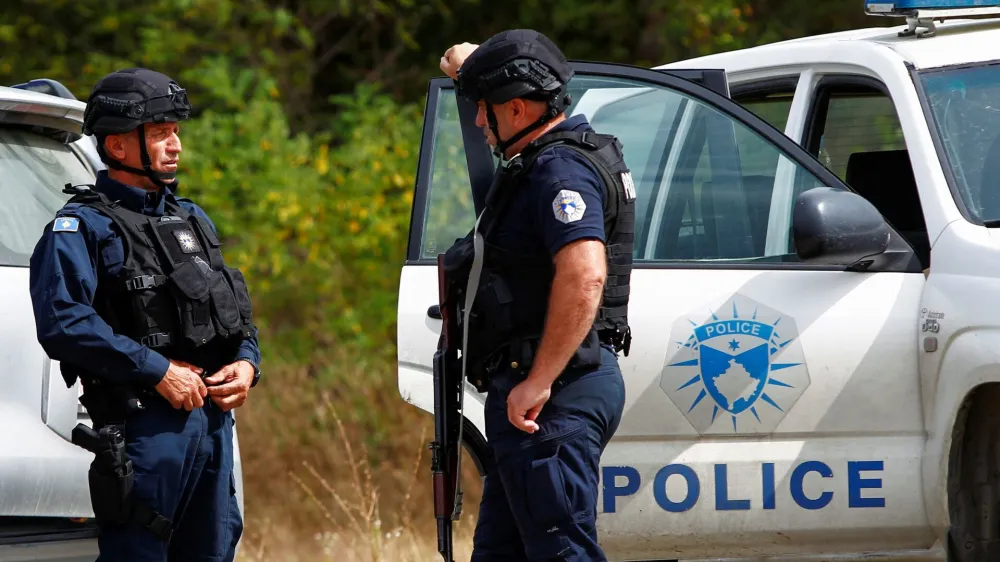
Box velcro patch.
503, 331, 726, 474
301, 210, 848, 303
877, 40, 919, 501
173, 229, 202, 254
52, 217, 79, 232
552, 189, 587, 224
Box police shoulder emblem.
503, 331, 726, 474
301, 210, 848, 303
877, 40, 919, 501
53, 217, 80, 232
660, 294, 810, 434
172, 229, 202, 254
552, 189, 586, 224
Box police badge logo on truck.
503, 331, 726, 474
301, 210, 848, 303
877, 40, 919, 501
660, 294, 810, 434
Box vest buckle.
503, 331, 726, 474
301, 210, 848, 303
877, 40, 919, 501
140, 333, 172, 348
578, 132, 597, 149
126, 275, 158, 291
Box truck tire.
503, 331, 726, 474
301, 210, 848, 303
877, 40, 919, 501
947, 384, 1000, 561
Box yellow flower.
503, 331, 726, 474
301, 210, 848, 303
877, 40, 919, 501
316, 144, 329, 175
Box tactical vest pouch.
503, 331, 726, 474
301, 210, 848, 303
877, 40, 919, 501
167, 259, 216, 346
192, 218, 253, 337
222, 267, 254, 327
207, 270, 242, 335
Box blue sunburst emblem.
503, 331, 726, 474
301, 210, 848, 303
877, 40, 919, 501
660, 295, 810, 434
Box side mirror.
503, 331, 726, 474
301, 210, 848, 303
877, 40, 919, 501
793, 187, 890, 269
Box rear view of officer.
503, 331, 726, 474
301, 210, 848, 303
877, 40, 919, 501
440, 30, 635, 561
28, 68, 261, 561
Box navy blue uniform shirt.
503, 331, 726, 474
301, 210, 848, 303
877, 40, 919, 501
29, 170, 261, 388
492, 114, 606, 259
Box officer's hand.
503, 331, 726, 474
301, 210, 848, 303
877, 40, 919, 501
506, 378, 551, 433
156, 360, 208, 411
204, 361, 255, 412
440, 42, 478, 79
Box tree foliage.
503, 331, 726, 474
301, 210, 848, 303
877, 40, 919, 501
0, 0, 888, 373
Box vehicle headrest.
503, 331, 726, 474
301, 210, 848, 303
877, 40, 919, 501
845, 150, 924, 232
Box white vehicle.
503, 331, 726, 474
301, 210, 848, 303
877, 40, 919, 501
0, 79, 244, 561
396, 4, 1000, 561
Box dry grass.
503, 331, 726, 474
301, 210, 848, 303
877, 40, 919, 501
231, 354, 483, 561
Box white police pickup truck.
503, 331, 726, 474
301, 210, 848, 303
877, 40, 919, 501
0, 80, 245, 561
396, 2, 1000, 560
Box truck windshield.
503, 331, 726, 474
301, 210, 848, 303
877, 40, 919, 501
919, 61, 1000, 223
0, 127, 90, 266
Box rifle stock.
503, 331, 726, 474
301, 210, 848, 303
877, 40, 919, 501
431, 253, 463, 562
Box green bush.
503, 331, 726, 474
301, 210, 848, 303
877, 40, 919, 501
177, 63, 422, 368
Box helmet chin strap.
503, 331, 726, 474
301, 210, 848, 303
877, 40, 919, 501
97, 124, 177, 189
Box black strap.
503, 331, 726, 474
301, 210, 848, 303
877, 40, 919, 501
598, 305, 629, 320
72, 191, 142, 271
133, 502, 174, 542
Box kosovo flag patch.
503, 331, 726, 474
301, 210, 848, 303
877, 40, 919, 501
53, 217, 80, 232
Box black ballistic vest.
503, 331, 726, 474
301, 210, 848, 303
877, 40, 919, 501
443, 130, 635, 391
60, 186, 255, 387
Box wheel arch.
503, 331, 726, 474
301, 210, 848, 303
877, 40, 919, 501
461, 416, 494, 477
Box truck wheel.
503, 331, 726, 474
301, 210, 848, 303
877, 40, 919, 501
947, 384, 1000, 561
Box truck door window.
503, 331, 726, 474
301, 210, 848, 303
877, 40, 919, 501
414, 76, 689, 262
416, 91, 477, 260
0, 127, 87, 267
806, 84, 906, 177
805, 79, 930, 269
646, 99, 825, 262
732, 79, 798, 133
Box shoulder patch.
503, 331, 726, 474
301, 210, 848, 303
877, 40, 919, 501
552, 189, 587, 224
52, 217, 80, 232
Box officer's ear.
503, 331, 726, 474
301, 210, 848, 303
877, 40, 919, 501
103, 133, 129, 161
507, 98, 532, 127
510, 98, 547, 127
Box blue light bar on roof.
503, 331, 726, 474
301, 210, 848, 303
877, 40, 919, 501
866, 0, 1000, 14
865, 0, 1000, 37
874, 0, 1000, 7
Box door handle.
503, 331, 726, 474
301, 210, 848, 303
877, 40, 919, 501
427, 305, 442, 320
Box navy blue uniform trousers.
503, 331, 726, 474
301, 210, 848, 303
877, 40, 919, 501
471, 345, 626, 561
95, 398, 242, 562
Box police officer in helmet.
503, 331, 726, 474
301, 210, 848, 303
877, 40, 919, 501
440, 30, 633, 561
28, 68, 260, 561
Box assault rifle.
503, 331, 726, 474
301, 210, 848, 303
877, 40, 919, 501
430, 253, 464, 562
